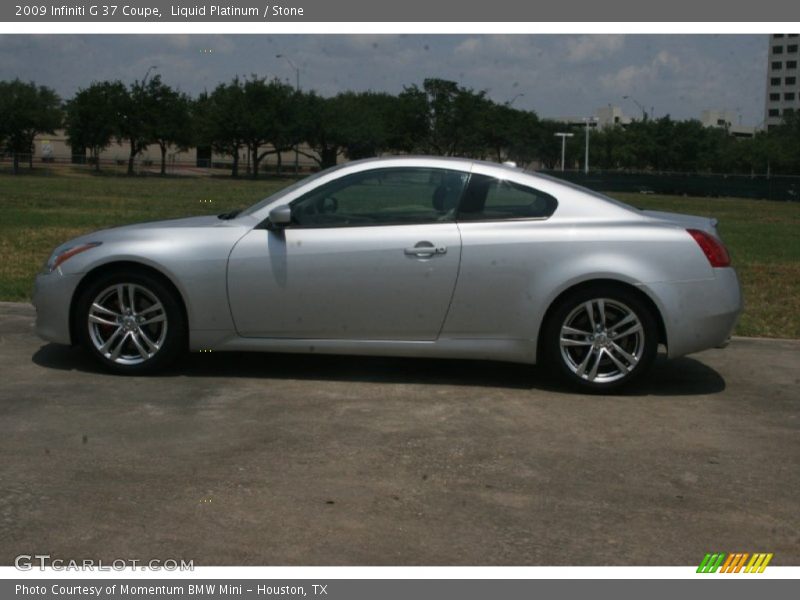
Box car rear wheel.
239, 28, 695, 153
543, 285, 658, 392
75, 271, 186, 374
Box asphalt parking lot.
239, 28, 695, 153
1, 301, 798, 566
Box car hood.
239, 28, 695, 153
52, 215, 245, 254
108, 215, 226, 232
87, 215, 241, 239
640, 210, 719, 236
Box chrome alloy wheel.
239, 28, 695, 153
87, 283, 168, 366
558, 298, 645, 384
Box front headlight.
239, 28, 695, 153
43, 242, 102, 274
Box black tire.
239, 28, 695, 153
74, 270, 187, 374
542, 285, 659, 393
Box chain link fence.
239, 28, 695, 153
541, 170, 800, 202
4, 152, 800, 201
0, 152, 311, 177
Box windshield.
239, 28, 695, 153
238, 163, 348, 217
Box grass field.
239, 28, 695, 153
1, 168, 798, 338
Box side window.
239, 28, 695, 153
457, 174, 557, 221
290, 167, 468, 228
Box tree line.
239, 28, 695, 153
1, 76, 799, 177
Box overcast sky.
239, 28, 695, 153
0, 34, 769, 125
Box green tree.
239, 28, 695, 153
116, 77, 160, 175
394, 86, 430, 153
590, 124, 628, 170
295, 91, 412, 169
536, 120, 578, 170
147, 77, 194, 176
0, 79, 62, 174
330, 91, 402, 160
479, 104, 542, 166
395, 79, 500, 157
239, 76, 298, 178
480, 102, 518, 163
64, 80, 127, 172
296, 92, 343, 169
767, 112, 800, 174
196, 78, 248, 177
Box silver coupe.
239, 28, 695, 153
33, 157, 742, 391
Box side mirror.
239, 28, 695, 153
268, 205, 292, 227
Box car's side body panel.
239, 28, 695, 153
640, 268, 741, 357
34, 217, 250, 347
442, 217, 730, 358
32, 156, 743, 372
32, 271, 81, 345
226, 223, 462, 340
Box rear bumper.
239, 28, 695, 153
643, 267, 742, 358
32, 270, 82, 345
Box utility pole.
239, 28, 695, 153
582, 117, 598, 174
554, 132, 574, 171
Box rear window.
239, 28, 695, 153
457, 174, 557, 221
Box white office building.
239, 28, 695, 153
700, 109, 755, 138
554, 105, 632, 130
765, 33, 800, 129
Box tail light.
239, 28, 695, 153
687, 229, 731, 268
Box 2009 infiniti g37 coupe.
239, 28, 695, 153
33, 156, 742, 391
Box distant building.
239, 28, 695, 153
554, 105, 632, 129
594, 105, 633, 129
699, 109, 755, 138
765, 33, 800, 129
24, 129, 320, 172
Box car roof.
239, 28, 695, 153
244, 155, 642, 222
344, 155, 516, 171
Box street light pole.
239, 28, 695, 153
582, 117, 597, 174
142, 65, 158, 86
622, 95, 647, 121
506, 93, 525, 106
276, 53, 301, 177
554, 132, 574, 172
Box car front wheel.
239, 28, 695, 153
75, 271, 186, 374
543, 286, 658, 392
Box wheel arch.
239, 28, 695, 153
535, 278, 668, 363
69, 260, 190, 348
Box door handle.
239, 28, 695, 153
404, 242, 447, 257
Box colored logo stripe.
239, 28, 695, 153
697, 552, 773, 573
746, 553, 773, 573
721, 553, 749, 573
697, 553, 726, 573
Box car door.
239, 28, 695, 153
227, 166, 467, 340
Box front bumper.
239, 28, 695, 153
643, 267, 743, 359
32, 270, 82, 345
